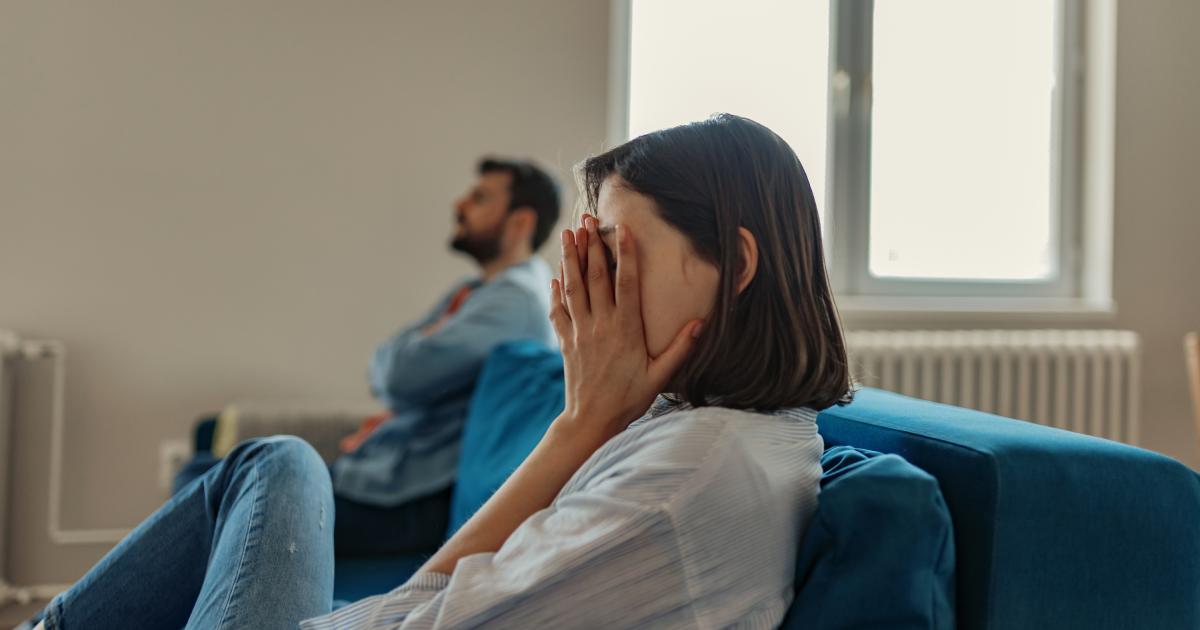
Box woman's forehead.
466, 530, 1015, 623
595, 180, 659, 228
594, 182, 698, 266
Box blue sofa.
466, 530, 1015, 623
187, 344, 1200, 629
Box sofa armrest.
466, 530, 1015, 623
818, 388, 1200, 630
212, 401, 381, 465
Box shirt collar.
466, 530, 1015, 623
628, 394, 818, 429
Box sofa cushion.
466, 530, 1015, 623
782, 445, 956, 630
333, 554, 426, 603
448, 340, 564, 535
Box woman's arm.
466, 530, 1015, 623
302, 218, 705, 630
302, 455, 695, 630
420, 412, 605, 575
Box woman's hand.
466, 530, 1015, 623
549, 216, 704, 443
419, 217, 702, 577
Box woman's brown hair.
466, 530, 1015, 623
580, 113, 852, 411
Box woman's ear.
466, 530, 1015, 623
735, 226, 758, 294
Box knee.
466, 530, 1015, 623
260, 436, 325, 470
230, 436, 327, 483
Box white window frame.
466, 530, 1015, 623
608, 0, 1116, 317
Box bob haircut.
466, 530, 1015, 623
579, 113, 852, 411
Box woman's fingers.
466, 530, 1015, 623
583, 216, 614, 315
576, 225, 590, 300
575, 223, 589, 273
548, 278, 572, 344
560, 228, 590, 321
558, 259, 569, 311
614, 224, 642, 332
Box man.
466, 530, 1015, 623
331, 157, 559, 555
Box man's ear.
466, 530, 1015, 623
506, 206, 538, 243
735, 226, 759, 294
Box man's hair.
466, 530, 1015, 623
579, 113, 853, 411
478, 158, 561, 251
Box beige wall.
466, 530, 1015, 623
1106, 0, 1200, 468
0, 0, 608, 583
3, 0, 1199, 586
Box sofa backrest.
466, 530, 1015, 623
449, 340, 564, 534
453, 343, 1200, 629
819, 388, 1200, 630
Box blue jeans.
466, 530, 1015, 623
43, 436, 334, 630
175, 449, 452, 556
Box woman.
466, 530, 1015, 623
32, 113, 851, 630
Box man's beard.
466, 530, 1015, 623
450, 224, 503, 265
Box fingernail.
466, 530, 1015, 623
692, 321, 705, 338
586, 216, 596, 233
561, 229, 569, 245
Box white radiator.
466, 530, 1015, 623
0, 330, 19, 602
0, 330, 93, 604
845, 330, 1141, 444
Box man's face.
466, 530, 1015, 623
450, 171, 512, 264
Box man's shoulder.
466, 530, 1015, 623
479, 258, 552, 303
495, 257, 552, 289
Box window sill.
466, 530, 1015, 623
837, 296, 1117, 324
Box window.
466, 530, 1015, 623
616, 0, 1101, 306
627, 0, 831, 221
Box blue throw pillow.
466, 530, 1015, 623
447, 340, 565, 535
781, 445, 956, 630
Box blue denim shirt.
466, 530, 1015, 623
331, 257, 555, 507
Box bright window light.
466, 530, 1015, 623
868, 0, 1058, 281
628, 0, 831, 215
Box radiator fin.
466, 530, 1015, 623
846, 330, 1140, 444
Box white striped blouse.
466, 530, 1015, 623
300, 397, 824, 629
